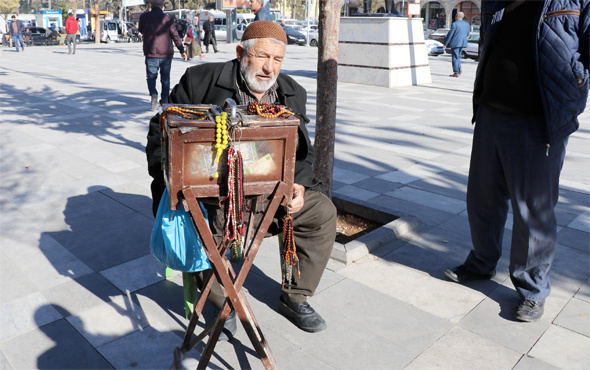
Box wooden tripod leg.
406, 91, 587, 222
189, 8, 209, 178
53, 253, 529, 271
182, 184, 287, 370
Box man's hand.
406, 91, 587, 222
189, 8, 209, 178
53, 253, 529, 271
181, 52, 188, 61
287, 183, 305, 214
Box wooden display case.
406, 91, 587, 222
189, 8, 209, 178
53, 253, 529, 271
162, 104, 300, 209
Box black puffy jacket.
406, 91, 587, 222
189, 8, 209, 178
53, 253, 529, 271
473, 0, 589, 145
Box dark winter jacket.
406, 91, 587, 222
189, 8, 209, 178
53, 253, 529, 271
145, 59, 320, 189
254, 7, 272, 21
473, 0, 590, 145
8, 19, 24, 35
139, 6, 184, 58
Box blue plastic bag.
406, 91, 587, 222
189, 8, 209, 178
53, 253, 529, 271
150, 188, 211, 272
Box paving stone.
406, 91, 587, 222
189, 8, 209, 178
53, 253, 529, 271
100, 254, 166, 293
2, 233, 93, 291
42, 272, 122, 318
527, 325, 590, 370
554, 297, 590, 337
332, 166, 370, 184
0, 319, 113, 369
458, 290, 552, 354
340, 252, 489, 323
0, 292, 62, 342
98, 323, 199, 369
557, 226, 590, 253
66, 294, 149, 348
333, 184, 380, 201
568, 208, 590, 232
385, 186, 466, 213
407, 168, 469, 201
352, 176, 403, 193
0, 250, 37, 302
576, 277, 590, 302
366, 195, 456, 227
513, 355, 560, 369
404, 326, 522, 369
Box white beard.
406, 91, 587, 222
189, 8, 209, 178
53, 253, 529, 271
241, 62, 278, 93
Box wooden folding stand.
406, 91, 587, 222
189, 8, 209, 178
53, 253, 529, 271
162, 102, 299, 369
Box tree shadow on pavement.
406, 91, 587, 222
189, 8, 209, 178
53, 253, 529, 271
1, 79, 148, 152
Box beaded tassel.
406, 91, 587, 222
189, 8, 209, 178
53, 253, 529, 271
281, 214, 300, 289
221, 147, 245, 261
246, 102, 294, 118
213, 112, 229, 179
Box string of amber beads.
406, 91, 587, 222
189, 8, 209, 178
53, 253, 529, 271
213, 111, 229, 178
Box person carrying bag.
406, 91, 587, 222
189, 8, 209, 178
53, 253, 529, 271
185, 19, 205, 60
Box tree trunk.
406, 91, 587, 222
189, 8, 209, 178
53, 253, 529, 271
314, 0, 344, 198
94, 0, 100, 44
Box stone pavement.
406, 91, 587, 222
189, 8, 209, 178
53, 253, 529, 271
0, 41, 588, 370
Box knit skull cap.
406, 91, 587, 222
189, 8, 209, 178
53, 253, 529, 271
241, 20, 287, 44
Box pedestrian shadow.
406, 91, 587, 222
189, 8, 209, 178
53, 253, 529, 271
34, 185, 266, 368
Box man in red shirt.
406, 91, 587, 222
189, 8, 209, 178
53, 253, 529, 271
65, 11, 79, 55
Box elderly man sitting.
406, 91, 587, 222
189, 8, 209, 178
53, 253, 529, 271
146, 21, 337, 337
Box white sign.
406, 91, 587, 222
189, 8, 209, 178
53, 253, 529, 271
123, 0, 145, 7
407, 3, 421, 15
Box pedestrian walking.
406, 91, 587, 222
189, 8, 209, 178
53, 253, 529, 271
445, 0, 589, 322
8, 15, 24, 52
139, 0, 187, 111
444, 11, 470, 77
202, 16, 218, 53
65, 11, 79, 55
251, 0, 272, 21
185, 17, 205, 60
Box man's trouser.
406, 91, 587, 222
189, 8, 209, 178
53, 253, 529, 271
464, 105, 567, 301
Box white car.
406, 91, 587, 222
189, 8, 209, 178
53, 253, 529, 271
424, 39, 444, 56
236, 23, 247, 40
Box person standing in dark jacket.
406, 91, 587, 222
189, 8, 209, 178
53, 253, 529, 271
445, 0, 589, 323
146, 21, 336, 337
8, 15, 24, 52
251, 0, 272, 21
202, 16, 218, 53
139, 0, 187, 111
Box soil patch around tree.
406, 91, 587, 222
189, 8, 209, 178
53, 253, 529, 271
335, 210, 384, 244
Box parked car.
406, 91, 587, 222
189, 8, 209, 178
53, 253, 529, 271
428, 28, 450, 43
214, 25, 226, 42
445, 33, 480, 60
425, 39, 445, 56
283, 26, 306, 45
307, 29, 319, 47
463, 33, 480, 60
236, 23, 247, 40
91, 20, 120, 43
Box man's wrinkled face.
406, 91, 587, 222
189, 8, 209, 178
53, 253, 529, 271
238, 39, 285, 94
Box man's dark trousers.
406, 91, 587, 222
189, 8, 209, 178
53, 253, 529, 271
464, 105, 567, 302
150, 176, 336, 308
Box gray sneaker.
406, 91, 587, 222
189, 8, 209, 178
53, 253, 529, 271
150, 95, 158, 111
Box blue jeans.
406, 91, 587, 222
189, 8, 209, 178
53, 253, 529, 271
145, 57, 172, 104
451, 47, 462, 74
13, 33, 24, 51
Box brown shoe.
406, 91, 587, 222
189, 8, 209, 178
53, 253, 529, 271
449, 73, 461, 77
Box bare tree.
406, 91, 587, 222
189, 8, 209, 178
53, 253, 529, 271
94, 0, 100, 43
313, 0, 345, 198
